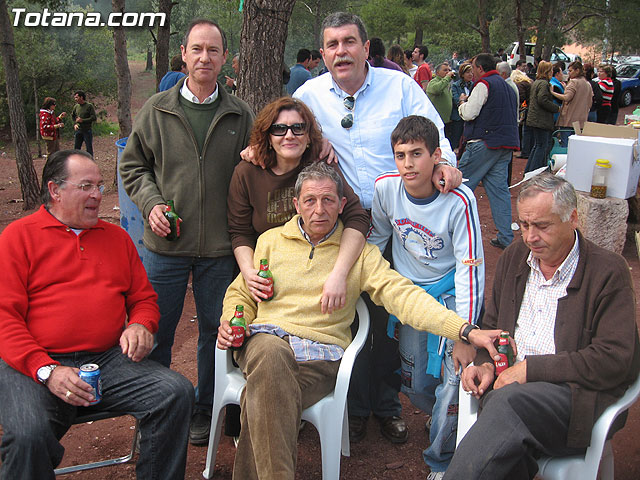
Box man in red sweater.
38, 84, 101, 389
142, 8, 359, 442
0, 150, 194, 479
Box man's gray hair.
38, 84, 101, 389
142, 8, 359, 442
294, 162, 344, 199
517, 173, 577, 222
321, 12, 368, 44
496, 61, 512, 76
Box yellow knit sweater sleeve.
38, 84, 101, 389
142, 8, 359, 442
358, 243, 467, 341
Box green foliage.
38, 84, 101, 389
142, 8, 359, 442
0, 0, 116, 130
360, 0, 408, 42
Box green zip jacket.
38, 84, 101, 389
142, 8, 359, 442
119, 78, 254, 257
426, 75, 453, 124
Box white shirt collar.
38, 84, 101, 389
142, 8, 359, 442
180, 78, 219, 104
329, 63, 372, 100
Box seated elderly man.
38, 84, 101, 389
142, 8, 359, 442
445, 173, 640, 480
0, 150, 194, 479
217, 161, 503, 480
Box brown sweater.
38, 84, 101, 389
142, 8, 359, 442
556, 76, 593, 129
227, 160, 370, 250
475, 231, 640, 448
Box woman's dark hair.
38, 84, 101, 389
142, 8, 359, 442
42, 97, 56, 109
369, 38, 386, 67
249, 97, 323, 170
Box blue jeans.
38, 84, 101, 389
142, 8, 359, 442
520, 123, 532, 157
143, 249, 235, 412
525, 127, 552, 173
0, 348, 194, 479
458, 142, 514, 246
73, 129, 93, 156
398, 297, 459, 472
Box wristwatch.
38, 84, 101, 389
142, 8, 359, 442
36, 364, 57, 385
437, 160, 456, 168
460, 324, 480, 344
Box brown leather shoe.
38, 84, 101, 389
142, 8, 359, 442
378, 415, 408, 444
348, 415, 368, 443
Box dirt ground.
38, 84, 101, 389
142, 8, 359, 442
1, 62, 639, 479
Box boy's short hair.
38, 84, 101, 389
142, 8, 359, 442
390, 115, 440, 155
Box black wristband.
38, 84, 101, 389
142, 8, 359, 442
460, 323, 479, 344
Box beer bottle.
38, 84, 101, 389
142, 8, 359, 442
163, 200, 181, 241
229, 305, 246, 350
257, 258, 274, 301
494, 331, 514, 375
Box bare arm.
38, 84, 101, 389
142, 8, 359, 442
233, 245, 272, 303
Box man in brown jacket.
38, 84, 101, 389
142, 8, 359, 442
445, 173, 640, 480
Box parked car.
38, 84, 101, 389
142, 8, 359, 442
506, 42, 577, 71
617, 63, 640, 107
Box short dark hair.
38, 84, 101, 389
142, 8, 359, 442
310, 49, 321, 60
41, 149, 94, 205
74, 91, 86, 100
515, 59, 526, 68
42, 97, 56, 109
473, 53, 496, 73
297, 48, 311, 63
170, 54, 186, 71
552, 64, 562, 76
414, 45, 429, 60
182, 19, 227, 53
390, 115, 440, 155
321, 12, 368, 45
404, 49, 413, 61
294, 161, 344, 199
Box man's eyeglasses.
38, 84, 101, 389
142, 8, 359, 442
269, 123, 307, 136
341, 96, 355, 129
61, 180, 105, 194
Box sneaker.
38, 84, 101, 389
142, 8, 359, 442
425, 415, 432, 433
233, 436, 239, 449
189, 411, 211, 446
427, 472, 445, 480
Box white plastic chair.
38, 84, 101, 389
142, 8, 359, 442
456, 372, 640, 480
203, 297, 370, 480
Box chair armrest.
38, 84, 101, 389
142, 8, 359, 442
583, 374, 640, 466
456, 363, 479, 447
333, 297, 370, 400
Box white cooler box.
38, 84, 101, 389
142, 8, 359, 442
564, 135, 640, 199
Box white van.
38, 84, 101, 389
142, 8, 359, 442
506, 42, 579, 71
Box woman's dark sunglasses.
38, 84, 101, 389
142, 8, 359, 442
269, 123, 307, 136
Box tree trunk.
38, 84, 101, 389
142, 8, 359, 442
146, 48, 153, 70
535, 0, 552, 60
476, 0, 491, 53
414, 28, 423, 46
238, 0, 296, 113
515, 0, 527, 62
0, 0, 40, 209
34, 77, 41, 158
155, 0, 173, 91
112, 0, 132, 189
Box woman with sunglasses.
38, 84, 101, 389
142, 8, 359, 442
228, 97, 369, 308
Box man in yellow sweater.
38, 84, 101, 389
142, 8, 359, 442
217, 162, 501, 480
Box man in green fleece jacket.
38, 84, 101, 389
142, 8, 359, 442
119, 19, 254, 445
426, 63, 454, 125
217, 162, 503, 480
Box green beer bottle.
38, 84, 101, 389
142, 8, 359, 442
495, 331, 514, 374
230, 305, 246, 350
257, 259, 274, 301
163, 200, 181, 241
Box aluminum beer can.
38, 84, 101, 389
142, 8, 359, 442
79, 363, 102, 405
